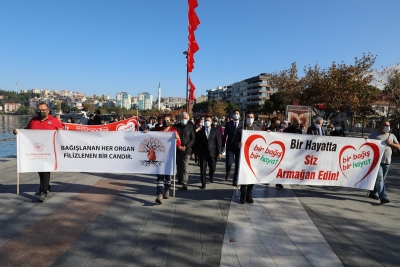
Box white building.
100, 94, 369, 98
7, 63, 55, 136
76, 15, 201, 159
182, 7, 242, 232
116, 92, 131, 109
138, 92, 153, 110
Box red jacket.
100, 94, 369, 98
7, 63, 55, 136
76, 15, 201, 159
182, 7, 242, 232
26, 115, 63, 130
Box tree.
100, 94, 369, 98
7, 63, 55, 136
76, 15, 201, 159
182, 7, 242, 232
207, 100, 227, 117
61, 102, 70, 113
82, 103, 95, 113
15, 104, 27, 115
269, 53, 378, 120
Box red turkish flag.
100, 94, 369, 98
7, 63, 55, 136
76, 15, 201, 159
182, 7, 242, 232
188, 28, 199, 54
188, 0, 198, 10
189, 9, 200, 31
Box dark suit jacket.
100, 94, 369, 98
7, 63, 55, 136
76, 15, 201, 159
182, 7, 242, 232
196, 127, 222, 158
174, 123, 195, 155
222, 120, 242, 152
307, 125, 327, 136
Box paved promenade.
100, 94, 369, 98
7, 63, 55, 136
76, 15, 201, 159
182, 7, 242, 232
0, 156, 399, 267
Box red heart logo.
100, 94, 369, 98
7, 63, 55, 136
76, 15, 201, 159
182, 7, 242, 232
339, 142, 380, 186
244, 134, 286, 182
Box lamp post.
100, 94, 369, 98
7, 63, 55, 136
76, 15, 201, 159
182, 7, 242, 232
183, 51, 189, 113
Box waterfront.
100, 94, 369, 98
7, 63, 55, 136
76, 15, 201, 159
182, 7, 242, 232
0, 115, 31, 158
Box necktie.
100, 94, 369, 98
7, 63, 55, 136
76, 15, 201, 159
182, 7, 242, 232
206, 128, 209, 139
234, 122, 237, 132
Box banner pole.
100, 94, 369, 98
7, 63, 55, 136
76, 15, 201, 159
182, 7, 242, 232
173, 138, 176, 197
17, 173, 20, 195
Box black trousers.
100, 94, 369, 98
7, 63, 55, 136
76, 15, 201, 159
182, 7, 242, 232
38, 172, 50, 194
199, 154, 217, 186
240, 184, 254, 197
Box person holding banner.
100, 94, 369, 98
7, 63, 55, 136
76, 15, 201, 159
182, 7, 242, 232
222, 110, 243, 187
195, 115, 222, 189
174, 112, 195, 190
155, 114, 181, 204
368, 120, 400, 204
13, 102, 63, 202
237, 111, 261, 204
266, 118, 284, 189
330, 122, 346, 137
283, 118, 302, 134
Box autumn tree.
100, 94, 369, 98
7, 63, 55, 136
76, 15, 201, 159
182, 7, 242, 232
82, 103, 95, 113
207, 100, 228, 117
270, 53, 379, 120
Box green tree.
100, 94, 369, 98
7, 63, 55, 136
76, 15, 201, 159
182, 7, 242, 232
61, 102, 70, 113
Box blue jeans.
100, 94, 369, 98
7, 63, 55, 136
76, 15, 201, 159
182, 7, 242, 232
371, 163, 390, 200
156, 175, 171, 195
226, 150, 240, 183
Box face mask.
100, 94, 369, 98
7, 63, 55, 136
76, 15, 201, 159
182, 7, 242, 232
68, 119, 71, 123
281, 124, 287, 129
37, 111, 47, 118
383, 126, 390, 133
201, 120, 204, 125
246, 118, 254, 125
181, 119, 188, 126
232, 114, 239, 121
315, 124, 321, 129
213, 122, 218, 126
163, 121, 170, 127
204, 121, 211, 127
335, 127, 341, 131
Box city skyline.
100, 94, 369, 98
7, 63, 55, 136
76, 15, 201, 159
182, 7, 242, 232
1, 1, 399, 98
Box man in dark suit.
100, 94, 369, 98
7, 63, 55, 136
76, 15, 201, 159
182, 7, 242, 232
307, 117, 327, 136
174, 112, 195, 190
196, 115, 222, 189
222, 110, 242, 186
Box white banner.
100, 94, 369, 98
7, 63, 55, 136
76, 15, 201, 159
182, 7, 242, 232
17, 130, 176, 175
238, 131, 386, 190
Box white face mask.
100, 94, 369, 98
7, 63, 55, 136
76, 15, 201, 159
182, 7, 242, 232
246, 118, 254, 125
213, 122, 218, 126
181, 119, 188, 126
315, 123, 321, 129
335, 127, 341, 131
383, 126, 390, 133
232, 114, 239, 121
204, 121, 211, 128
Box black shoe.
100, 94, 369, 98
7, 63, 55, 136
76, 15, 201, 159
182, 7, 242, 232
210, 178, 213, 183
367, 192, 379, 200
381, 199, 390, 204
275, 184, 283, 189
178, 180, 182, 185
246, 195, 254, 203
240, 196, 245, 204
201, 185, 206, 189
182, 184, 188, 190
232, 182, 238, 187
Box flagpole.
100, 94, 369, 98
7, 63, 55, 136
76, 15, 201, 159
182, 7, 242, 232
183, 51, 189, 113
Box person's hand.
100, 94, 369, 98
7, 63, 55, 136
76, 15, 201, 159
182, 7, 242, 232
266, 130, 271, 133
57, 128, 63, 131
387, 138, 392, 146
13, 129, 18, 135
142, 129, 148, 133
218, 154, 222, 160
239, 142, 243, 148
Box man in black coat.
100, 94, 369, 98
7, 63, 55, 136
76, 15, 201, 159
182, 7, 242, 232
284, 118, 303, 134
222, 110, 242, 186
307, 117, 327, 136
174, 112, 195, 190
330, 122, 346, 137
196, 116, 222, 189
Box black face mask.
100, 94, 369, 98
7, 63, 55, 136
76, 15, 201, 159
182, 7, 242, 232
37, 111, 47, 118
163, 121, 171, 127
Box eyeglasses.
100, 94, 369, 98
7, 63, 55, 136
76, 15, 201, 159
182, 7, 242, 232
37, 109, 48, 112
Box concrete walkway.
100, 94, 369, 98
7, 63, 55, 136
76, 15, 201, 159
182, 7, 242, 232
0, 156, 399, 266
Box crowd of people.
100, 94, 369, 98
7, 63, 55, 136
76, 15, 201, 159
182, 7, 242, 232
14, 103, 400, 206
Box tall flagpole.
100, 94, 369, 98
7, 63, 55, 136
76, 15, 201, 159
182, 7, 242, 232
158, 82, 161, 110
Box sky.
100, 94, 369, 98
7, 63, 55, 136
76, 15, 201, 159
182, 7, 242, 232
0, 0, 399, 99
